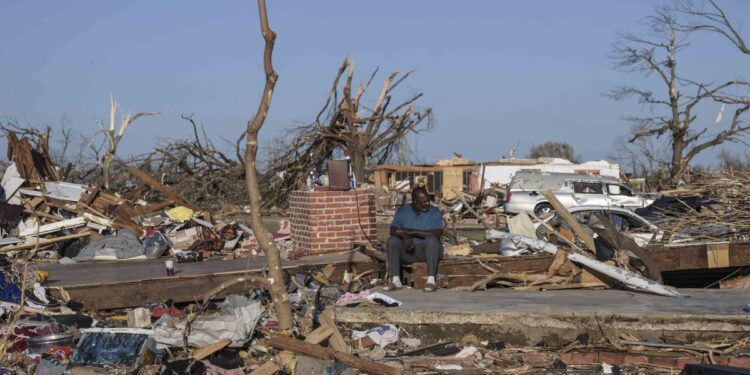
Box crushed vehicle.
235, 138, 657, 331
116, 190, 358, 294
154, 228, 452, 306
503, 170, 652, 215
532, 205, 693, 247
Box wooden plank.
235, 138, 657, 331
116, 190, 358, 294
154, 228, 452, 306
81, 181, 103, 206
124, 165, 201, 211
131, 199, 176, 216
321, 310, 349, 353
407, 255, 554, 289
268, 335, 414, 375
40, 250, 372, 286
407, 241, 750, 289
41, 252, 377, 310
110, 204, 144, 237
540, 190, 596, 252
0, 232, 91, 252
579, 268, 610, 287
729, 242, 750, 267
519, 282, 605, 291
305, 325, 334, 343
27, 196, 44, 209
441, 167, 464, 199
707, 242, 730, 268
19, 217, 86, 237
191, 339, 231, 360
23, 209, 62, 222
250, 324, 333, 375
644, 241, 750, 271
547, 248, 568, 278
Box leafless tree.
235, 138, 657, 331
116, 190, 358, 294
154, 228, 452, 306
0, 118, 52, 152
106, 115, 250, 210
607, 136, 675, 191
527, 141, 581, 163
244, 0, 294, 331
674, 0, 749, 55
97, 97, 159, 189
609, 7, 750, 183
718, 148, 750, 172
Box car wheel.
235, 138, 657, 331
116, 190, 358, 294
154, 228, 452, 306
534, 203, 554, 217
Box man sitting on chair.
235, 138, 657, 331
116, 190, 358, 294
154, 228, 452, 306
385, 186, 443, 292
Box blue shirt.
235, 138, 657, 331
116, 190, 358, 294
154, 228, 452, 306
390, 204, 444, 245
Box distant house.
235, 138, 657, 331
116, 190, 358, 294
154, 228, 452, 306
372, 157, 621, 199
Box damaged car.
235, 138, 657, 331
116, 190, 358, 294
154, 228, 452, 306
504, 170, 652, 216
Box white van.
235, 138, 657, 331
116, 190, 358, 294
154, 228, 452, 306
503, 170, 652, 216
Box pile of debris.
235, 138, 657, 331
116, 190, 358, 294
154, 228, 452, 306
641, 171, 750, 243
2, 263, 746, 374
0, 133, 294, 264
439, 188, 506, 229
0, 264, 353, 373
438, 190, 675, 296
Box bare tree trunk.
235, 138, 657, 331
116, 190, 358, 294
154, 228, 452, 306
348, 135, 367, 183
245, 0, 293, 331
102, 154, 114, 188
99, 97, 159, 189
670, 129, 685, 182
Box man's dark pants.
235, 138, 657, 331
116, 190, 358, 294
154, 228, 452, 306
387, 236, 441, 278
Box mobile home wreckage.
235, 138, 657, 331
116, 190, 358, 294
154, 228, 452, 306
373, 156, 621, 197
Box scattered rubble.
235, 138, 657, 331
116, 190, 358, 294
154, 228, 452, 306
0, 132, 748, 374
640, 171, 750, 243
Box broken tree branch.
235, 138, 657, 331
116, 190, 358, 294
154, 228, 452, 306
244, 0, 294, 331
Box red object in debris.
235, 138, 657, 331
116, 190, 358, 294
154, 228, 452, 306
151, 306, 185, 319
0, 324, 62, 353
273, 233, 291, 241
286, 247, 308, 260
506, 192, 512, 202
262, 320, 280, 333
45, 346, 74, 360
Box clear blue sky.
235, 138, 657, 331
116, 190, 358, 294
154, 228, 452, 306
1, 1, 748, 167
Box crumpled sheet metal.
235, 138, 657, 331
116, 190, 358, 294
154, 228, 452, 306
485, 230, 681, 297
153, 295, 262, 348
70, 328, 154, 368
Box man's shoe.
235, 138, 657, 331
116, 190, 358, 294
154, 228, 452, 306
383, 282, 403, 291
423, 282, 437, 292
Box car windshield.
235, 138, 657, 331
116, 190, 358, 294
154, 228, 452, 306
612, 213, 649, 231
566, 210, 648, 232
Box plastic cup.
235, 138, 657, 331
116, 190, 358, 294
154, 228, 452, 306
165, 260, 175, 276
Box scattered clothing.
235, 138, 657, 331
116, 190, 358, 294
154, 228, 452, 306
351, 324, 399, 348
0, 272, 21, 304
335, 290, 402, 307
335, 290, 371, 305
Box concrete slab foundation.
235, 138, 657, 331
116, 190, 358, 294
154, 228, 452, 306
334, 288, 750, 346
